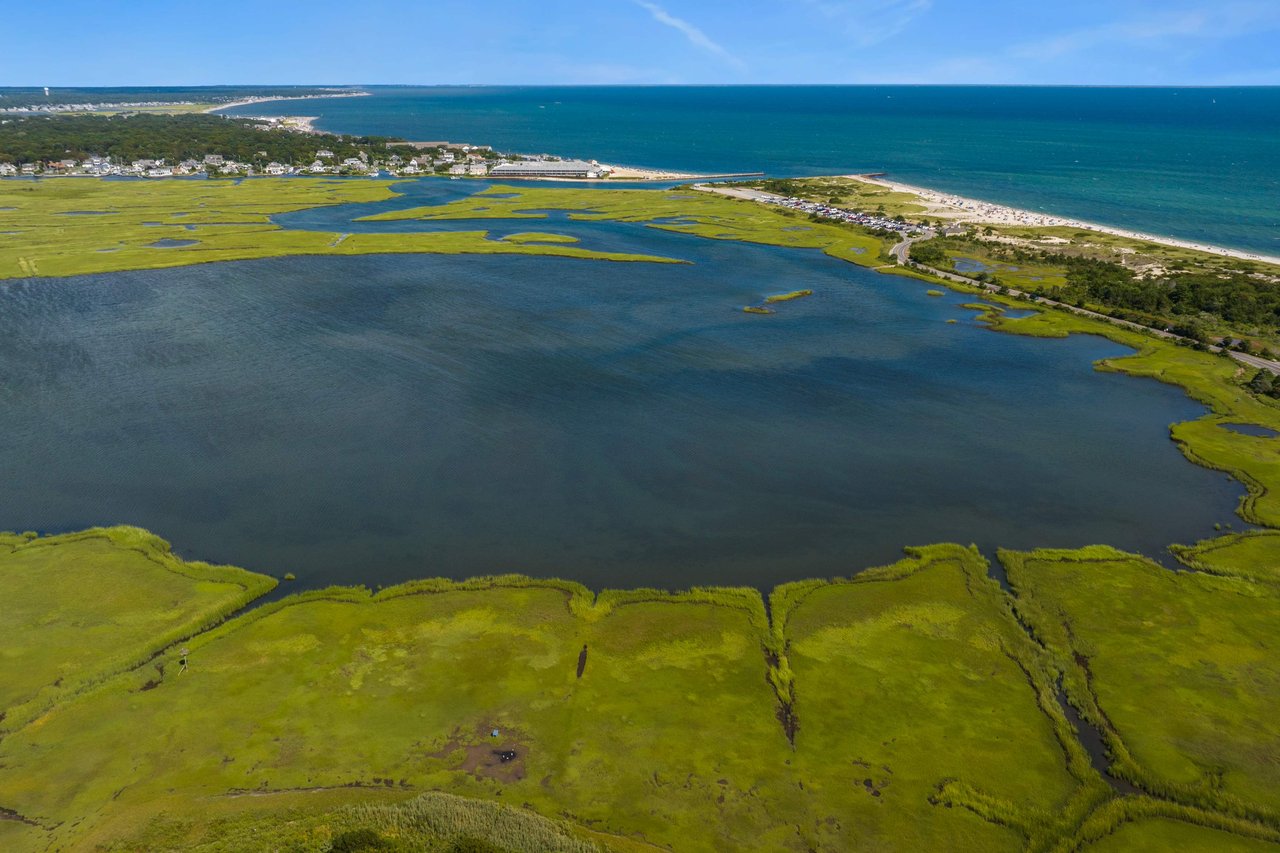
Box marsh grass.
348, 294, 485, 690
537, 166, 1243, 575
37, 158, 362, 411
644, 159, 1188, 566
1001, 546, 1280, 837
0, 179, 677, 280
363, 184, 896, 269
115, 790, 606, 852
0, 526, 275, 735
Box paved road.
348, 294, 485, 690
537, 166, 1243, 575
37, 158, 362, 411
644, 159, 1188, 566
694, 184, 785, 204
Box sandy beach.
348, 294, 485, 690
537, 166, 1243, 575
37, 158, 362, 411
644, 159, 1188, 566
229, 114, 320, 133
204, 91, 369, 115
854, 173, 1280, 267
603, 164, 721, 181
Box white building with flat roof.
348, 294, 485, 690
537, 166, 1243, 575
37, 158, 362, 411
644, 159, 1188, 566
489, 160, 604, 179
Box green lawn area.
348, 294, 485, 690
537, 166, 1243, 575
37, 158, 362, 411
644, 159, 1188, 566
0, 527, 275, 735
1002, 545, 1280, 821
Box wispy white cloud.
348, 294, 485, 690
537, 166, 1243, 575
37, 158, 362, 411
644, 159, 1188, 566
632, 1, 746, 71
798, 0, 933, 47
1009, 2, 1280, 60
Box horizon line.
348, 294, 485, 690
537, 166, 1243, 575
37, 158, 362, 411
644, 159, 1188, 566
4, 82, 1280, 90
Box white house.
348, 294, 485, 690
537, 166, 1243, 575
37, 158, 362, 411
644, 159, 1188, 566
264, 162, 287, 175
0, 163, 17, 176
466, 163, 488, 176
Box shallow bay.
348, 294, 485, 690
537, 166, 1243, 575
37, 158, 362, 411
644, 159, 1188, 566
0, 201, 1244, 588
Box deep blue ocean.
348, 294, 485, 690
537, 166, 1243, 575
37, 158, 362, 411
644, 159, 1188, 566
226, 85, 1280, 257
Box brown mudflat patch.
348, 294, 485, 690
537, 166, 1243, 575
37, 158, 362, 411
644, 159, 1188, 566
426, 724, 528, 784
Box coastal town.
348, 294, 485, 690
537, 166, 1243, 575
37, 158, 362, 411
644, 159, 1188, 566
0, 102, 763, 183
0, 132, 617, 180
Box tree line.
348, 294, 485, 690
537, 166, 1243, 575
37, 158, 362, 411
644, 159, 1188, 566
0, 86, 345, 109
0, 113, 416, 166
919, 235, 1280, 336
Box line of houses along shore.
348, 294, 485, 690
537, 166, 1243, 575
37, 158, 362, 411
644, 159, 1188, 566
763, 194, 926, 235
0, 144, 612, 180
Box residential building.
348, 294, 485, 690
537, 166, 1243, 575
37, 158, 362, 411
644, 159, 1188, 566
0, 163, 17, 176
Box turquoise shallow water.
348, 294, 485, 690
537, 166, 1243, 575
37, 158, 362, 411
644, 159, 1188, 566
226, 85, 1280, 257
0, 183, 1246, 589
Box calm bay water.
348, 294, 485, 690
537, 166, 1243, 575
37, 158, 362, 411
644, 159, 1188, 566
0, 186, 1244, 589
225, 86, 1280, 257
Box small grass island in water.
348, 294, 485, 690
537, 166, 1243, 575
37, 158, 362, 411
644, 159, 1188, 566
764, 288, 814, 303
745, 288, 813, 314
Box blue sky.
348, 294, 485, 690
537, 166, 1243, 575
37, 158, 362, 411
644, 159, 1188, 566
7, 0, 1280, 86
